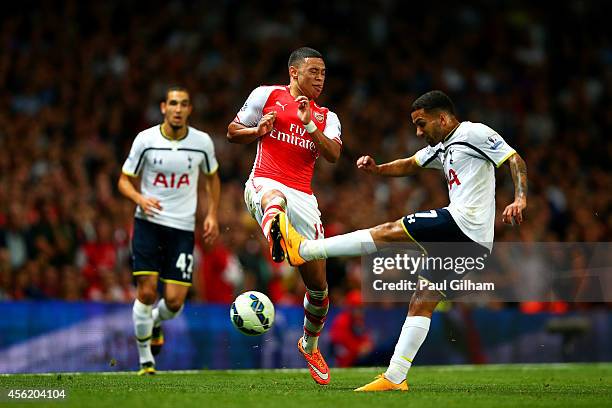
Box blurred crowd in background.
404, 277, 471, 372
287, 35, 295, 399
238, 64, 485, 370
0, 1, 610, 310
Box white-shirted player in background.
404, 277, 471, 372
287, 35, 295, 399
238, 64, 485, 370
227, 47, 341, 385
118, 86, 220, 375
275, 90, 528, 391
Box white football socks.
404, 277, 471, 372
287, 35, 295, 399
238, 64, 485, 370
152, 298, 184, 327
299, 229, 377, 261
385, 315, 431, 384
133, 299, 155, 365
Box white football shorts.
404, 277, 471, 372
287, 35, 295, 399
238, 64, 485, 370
244, 177, 324, 240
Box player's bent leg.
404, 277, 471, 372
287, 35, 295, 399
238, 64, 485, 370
151, 283, 189, 356
261, 190, 288, 263
158, 282, 189, 320
133, 275, 158, 374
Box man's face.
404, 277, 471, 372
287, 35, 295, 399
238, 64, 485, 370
292, 57, 326, 99
161, 90, 192, 129
411, 108, 444, 146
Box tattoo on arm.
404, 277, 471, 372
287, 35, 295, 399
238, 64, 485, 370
509, 153, 528, 201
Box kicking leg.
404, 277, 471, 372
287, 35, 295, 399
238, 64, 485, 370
278, 217, 411, 265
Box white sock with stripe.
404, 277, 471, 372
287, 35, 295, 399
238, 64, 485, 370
302, 287, 329, 353
385, 315, 431, 384
299, 229, 377, 261
133, 299, 155, 365
152, 298, 184, 327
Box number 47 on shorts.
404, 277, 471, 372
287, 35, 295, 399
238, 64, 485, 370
175, 253, 194, 280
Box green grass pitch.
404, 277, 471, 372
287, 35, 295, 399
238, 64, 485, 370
1, 364, 610, 408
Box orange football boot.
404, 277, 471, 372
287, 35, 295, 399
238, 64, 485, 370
276, 213, 306, 266
297, 337, 330, 385
354, 374, 408, 392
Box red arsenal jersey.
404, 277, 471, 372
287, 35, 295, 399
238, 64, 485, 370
234, 85, 342, 194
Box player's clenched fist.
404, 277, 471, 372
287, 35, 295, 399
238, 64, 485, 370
356, 155, 379, 174
257, 112, 276, 136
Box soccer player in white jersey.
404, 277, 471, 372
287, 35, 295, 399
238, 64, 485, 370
227, 47, 342, 385
275, 90, 528, 391
118, 86, 220, 375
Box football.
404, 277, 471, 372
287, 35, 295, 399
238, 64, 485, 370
230, 291, 275, 336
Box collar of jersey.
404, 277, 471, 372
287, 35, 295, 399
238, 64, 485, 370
442, 122, 461, 145
159, 124, 189, 141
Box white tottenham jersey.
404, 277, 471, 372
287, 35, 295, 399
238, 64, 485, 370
414, 121, 516, 247
122, 125, 219, 231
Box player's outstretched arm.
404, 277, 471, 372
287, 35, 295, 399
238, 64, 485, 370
502, 152, 528, 225
202, 170, 221, 245
227, 112, 276, 144
357, 155, 421, 177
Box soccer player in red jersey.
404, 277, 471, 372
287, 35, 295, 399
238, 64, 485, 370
227, 47, 342, 385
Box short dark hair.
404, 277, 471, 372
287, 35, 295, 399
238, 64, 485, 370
164, 85, 190, 102
288, 47, 323, 69
411, 90, 456, 115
